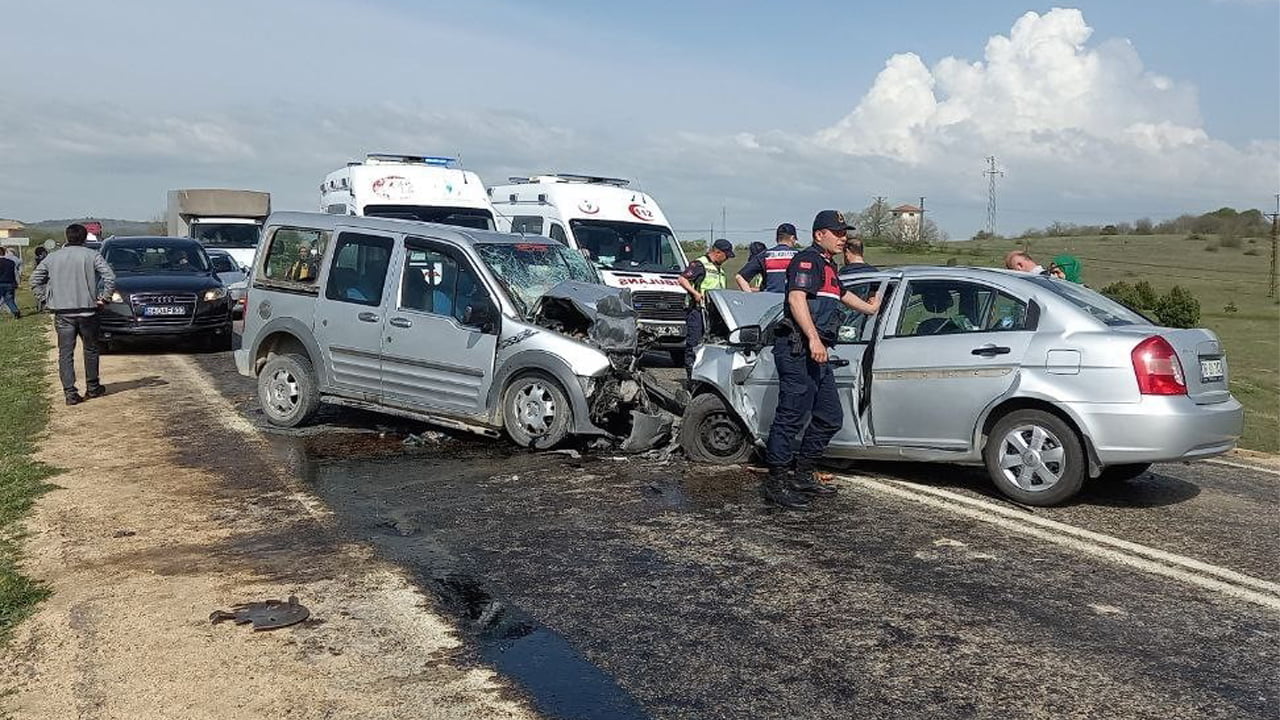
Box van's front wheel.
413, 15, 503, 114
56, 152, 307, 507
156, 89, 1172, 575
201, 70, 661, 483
503, 373, 572, 450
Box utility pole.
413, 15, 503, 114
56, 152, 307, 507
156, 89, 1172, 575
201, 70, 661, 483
1267, 193, 1279, 300
918, 196, 926, 244
721, 205, 727, 241
984, 155, 1003, 238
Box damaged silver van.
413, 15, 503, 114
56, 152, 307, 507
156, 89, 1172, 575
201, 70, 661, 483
235, 212, 678, 449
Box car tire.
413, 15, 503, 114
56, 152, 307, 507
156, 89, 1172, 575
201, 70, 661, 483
984, 409, 1085, 506
503, 373, 572, 450
258, 353, 321, 428
679, 392, 754, 465
1098, 463, 1153, 482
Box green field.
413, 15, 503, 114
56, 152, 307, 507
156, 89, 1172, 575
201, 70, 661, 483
0, 285, 58, 643
713, 234, 1278, 452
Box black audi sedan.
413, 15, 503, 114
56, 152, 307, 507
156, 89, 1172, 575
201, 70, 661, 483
98, 237, 233, 351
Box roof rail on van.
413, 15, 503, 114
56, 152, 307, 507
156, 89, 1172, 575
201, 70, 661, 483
507, 174, 630, 187
365, 153, 459, 167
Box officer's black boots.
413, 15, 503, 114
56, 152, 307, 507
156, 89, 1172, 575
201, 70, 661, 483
761, 467, 810, 510
790, 462, 838, 496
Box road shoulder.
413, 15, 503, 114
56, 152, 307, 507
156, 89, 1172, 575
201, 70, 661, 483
0, 349, 534, 720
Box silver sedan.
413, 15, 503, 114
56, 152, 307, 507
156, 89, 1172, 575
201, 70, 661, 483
681, 266, 1243, 506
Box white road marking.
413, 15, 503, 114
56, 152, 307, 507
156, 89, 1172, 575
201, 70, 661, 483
1202, 458, 1280, 477
839, 474, 1280, 612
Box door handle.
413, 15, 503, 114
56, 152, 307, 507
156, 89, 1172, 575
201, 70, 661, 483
388, 317, 412, 329
971, 344, 1011, 357
357, 311, 380, 323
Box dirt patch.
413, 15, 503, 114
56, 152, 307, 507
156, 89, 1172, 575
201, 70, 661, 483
0, 346, 537, 720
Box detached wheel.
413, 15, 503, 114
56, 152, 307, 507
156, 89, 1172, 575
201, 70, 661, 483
258, 353, 320, 428
984, 409, 1085, 506
1098, 463, 1152, 482
503, 373, 572, 450
680, 393, 753, 465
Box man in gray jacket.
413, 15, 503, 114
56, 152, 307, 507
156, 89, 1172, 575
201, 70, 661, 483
31, 224, 116, 405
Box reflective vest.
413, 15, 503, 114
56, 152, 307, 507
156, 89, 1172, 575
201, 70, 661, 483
696, 256, 727, 291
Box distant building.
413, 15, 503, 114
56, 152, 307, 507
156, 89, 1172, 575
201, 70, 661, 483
0, 219, 24, 239
891, 204, 922, 243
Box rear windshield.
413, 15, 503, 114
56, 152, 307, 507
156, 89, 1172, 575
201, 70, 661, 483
364, 205, 495, 231
192, 223, 260, 249
1025, 276, 1150, 326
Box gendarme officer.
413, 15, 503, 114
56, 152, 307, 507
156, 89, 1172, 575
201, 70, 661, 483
761, 210, 880, 510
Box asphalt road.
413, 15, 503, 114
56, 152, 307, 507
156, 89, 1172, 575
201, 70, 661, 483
188, 349, 1279, 720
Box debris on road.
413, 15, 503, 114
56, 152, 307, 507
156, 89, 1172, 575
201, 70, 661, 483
210, 596, 310, 631
403, 430, 448, 447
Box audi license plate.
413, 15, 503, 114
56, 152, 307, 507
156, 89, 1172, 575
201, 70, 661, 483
1199, 357, 1224, 382
143, 305, 186, 317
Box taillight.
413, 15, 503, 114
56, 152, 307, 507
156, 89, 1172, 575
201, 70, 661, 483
1131, 336, 1186, 395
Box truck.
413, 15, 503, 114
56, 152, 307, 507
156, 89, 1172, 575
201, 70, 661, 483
320, 153, 502, 231
167, 188, 271, 269
488, 174, 692, 359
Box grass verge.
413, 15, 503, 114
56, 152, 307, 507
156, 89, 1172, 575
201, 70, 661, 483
0, 289, 59, 644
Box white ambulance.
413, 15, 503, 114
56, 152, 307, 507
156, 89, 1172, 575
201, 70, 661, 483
488, 174, 691, 355
320, 154, 502, 231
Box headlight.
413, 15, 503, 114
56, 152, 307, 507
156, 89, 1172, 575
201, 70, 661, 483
109, 291, 124, 303
202, 288, 228, 302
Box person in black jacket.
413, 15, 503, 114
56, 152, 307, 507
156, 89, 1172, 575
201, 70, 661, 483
0, 248, 20, 318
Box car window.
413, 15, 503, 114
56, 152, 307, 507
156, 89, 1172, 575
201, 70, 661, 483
324, 232, 393, 306
399, 241, 487, 324
836, 281, 896, 343
260, 227, 331, 292
511, 215, 544, 235
549, 222, 568, 245
895, 280, 1028, 337
208, 254, 236, 273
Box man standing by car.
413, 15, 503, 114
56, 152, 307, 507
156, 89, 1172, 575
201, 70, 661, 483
735, 223, 799, 293
761, 211, 880, 510
677, 238, 735, 378
838, 234, 877, 283
31, 224, 116, 405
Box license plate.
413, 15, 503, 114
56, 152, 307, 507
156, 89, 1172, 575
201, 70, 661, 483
143, 305, 186, 317
651, 324, 685, 337
1200, 357, 1224, 382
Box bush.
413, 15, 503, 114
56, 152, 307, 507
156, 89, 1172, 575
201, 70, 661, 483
1186, 233, 1204, 242
1205, 243, 1219, 252
945, 257, 958, 266
1102, 281, 1158, 313
1224, 301, 1238, 314
1221, 234, 1243, 249
1154, 286, 1201, 328
1244, 249, 1260, 256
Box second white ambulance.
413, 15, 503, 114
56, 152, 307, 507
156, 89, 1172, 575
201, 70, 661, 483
489, 174, 691, 356
321, 154, 502, 230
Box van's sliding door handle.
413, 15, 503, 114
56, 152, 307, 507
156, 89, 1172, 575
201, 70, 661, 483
357, 312, 380, 323
388, 317, 412, 328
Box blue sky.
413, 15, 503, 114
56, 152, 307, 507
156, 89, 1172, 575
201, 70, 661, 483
2, 0, 1277, 242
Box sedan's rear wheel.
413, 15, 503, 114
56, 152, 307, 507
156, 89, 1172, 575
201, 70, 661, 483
984, 409, 1084, 506
680, 393, 753, 465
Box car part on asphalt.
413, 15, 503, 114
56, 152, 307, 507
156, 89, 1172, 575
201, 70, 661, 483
210, 595, 310, 631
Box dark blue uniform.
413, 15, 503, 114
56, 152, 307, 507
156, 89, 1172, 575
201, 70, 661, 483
764, 246, 846, 471
736, 243, 798, 293
679, 258, 709, 377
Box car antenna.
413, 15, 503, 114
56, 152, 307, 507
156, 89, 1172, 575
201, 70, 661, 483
457, 151, 468, 183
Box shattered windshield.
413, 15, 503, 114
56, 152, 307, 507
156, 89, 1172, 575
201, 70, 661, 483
569, 219, 683, 273
476, 241, 600, 316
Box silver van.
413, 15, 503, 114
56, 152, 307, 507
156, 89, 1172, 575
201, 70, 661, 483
235, 212, 675, 449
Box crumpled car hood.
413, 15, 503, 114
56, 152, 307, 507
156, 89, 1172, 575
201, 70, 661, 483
706, 289, 784, 332
533, 281, 639, 352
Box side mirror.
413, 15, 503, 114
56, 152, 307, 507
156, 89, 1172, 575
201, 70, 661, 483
464, 298, 499, 333
729, 325, 762, 346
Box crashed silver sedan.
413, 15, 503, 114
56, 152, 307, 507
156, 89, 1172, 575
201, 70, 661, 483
681, 266, 1243, 505
236, 212, 678, 451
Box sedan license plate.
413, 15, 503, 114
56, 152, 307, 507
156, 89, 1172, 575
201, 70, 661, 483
1200, 357, 1224, 382
143, 305, 186, 317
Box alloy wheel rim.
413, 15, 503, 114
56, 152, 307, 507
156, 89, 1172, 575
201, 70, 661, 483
997, 423, 1066, 491
267, 368, 299, 415
515, 382, 556, 436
